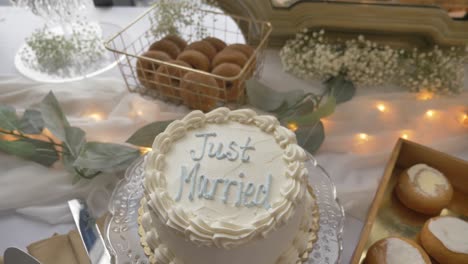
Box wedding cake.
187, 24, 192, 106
139, 107, 319, 264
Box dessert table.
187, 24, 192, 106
0, 5, 467, 264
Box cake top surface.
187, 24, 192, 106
144, 108, 308, 248
385, 237, 425, 264
407, 163, 449, 197
428, 216, 468, 254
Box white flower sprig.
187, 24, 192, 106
22, 21, 105, 77
280, 28, 467, 94
342, 36, 400, 86
149, 0, 218, 41
280, 29, 401, 86
398, 46, 467, 94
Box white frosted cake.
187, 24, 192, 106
139, 107, 319, 264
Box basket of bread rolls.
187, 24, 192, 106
105, 3, 271, 112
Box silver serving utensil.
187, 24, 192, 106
4, 247, 41, 264
68, 199, 112, 264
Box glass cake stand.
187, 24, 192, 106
104, 153, 345, 264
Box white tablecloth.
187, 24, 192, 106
0, 6, 467, 264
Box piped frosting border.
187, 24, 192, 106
143, 107, 308, 249
138, 185, 320, 264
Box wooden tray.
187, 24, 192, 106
351, 138, 468, 264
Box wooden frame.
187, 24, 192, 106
218, 0, 468, 48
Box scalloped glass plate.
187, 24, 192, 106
104, 153, 344, 264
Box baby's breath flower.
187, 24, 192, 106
149, 0, 218, 40
397, 45, 467, 94
22, 21, 105, 77
280, 28, 467, 94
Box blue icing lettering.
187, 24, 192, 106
190, 133, 216, 161
189, 133, 255, 163
208, 142, 227, 160
235, 181, 245, 207
226, 141, 239, 161
206, 178, 225, 199
253, 174, 272, 209
197, 175, 211, 199
178, 133, 271, 209
242, 183, 256, 207
222, 180, 238, 204
175, 163, 200, 202
240, 137, 255, 162
175, 166, 273, 209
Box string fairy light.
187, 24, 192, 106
287, 122, 299, 132
358, 133, 369, 141
87, 113, 103, 121
398, 129, 412, 140
376, 103, 386, 112
460, 112, 468, 125
425, 110, 435, 118
140, 147, 152, 154
416, 91, 434, 101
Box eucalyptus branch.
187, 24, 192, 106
0, 129, 64, 148
0, 92, 142, 183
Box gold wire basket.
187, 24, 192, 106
104, 4, 272, 112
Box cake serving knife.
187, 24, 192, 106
68, 199, 112, 264
4, 247, 41, 264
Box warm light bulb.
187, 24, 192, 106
358, 133, 369, 141
287, 122, 299, 132
417, 91, 434, 101
460, 113, 468, 125
88, 113, 103, 121
401, 133, 409, 140
425, 110, 434, 118
140, 147, 152, 154
376, 103, 386, 112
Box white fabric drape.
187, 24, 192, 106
317, 90, 468, 219
0, 76, 187, 223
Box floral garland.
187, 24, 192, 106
280, 29, 467, 94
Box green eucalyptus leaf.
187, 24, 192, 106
40, 91, 70, 141
295, 121, 325, 154
19, 109, 44, 134
64, 126, 86, 157
0, 105, 19, 131
0, 139, 36, 158
62, 153, 83, 185
126, 120, 173, 148
246, 79, 304, 112
292, 97, 316, 116
283, 96, 336, 126
0, 138, 58, 167
325, 75, 355, 104
63, 152, 76, 174
21, 138, 59, 167
314, 96, 336, 118
74, 142, 140, 172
